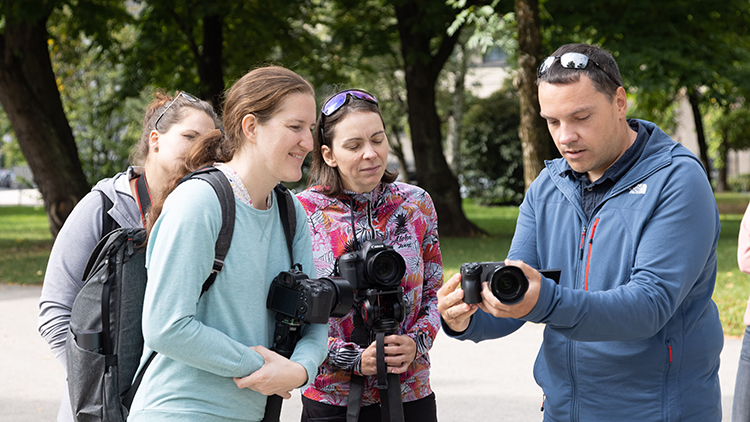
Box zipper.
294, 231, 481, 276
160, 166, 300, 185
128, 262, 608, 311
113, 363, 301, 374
578, 226, 587, 260
663, 339, 674, 421
584, 218, 600, 291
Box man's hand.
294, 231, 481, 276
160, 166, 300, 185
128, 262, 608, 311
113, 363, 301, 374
437, 272, 480, 333
233, 345, 308, 399
478, 259, 541, 319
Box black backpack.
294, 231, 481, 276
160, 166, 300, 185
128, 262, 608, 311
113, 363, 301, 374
65, 166, 297, 422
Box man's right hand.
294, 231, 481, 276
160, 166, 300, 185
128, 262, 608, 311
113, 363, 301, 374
437, 272, 480, 333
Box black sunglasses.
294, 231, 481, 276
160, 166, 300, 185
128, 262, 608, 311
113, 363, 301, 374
154, 91, 200, 131
537, 52, 621, 87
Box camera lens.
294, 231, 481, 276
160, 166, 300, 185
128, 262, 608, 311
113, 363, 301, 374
489, 265, 528, 304
367, 250, 405, 287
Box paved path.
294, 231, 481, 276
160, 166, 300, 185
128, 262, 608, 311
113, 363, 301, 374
0, 188, 42, 207
0, 283, 740, 421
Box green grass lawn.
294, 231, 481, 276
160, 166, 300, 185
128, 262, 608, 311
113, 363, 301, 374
3, 195, 750, 336
0, 206, 53, 286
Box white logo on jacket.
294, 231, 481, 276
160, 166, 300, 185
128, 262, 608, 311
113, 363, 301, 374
629, 183, 647, 194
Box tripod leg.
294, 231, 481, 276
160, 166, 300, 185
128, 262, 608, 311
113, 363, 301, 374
375, 332, 404, 422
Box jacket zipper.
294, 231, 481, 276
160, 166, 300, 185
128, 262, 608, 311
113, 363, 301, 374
584, 218, 600, 291
578, 226, 587, 260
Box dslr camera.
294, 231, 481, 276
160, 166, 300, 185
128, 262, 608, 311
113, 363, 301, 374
267, 268, 353, 324
460, 262, 561, 305
338, 239, 406, 290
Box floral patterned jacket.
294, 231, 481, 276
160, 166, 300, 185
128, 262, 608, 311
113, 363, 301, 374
296, 181, 443, 405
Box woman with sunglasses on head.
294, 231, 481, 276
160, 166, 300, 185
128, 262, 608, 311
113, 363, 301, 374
38, 91, 219, 422
126, 66, 328, 421
297, 89, 443, 422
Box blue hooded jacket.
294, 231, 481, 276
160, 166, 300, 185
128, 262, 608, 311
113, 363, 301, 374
454, 120, 723, 421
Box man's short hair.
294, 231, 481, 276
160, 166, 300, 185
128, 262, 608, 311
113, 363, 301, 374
537, 43, 623, 102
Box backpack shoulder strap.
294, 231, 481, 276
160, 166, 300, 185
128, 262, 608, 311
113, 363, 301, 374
181, 166, 236, 295
274, 183, 297, 269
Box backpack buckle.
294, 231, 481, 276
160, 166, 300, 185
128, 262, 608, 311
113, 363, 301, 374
212, 258, 225, 274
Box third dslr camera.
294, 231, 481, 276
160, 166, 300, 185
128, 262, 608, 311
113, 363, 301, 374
460, 262, 561, 305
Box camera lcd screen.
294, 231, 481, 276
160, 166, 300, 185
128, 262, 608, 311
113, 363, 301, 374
268, 284, 301, 317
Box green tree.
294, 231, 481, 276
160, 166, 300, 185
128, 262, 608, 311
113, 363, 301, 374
323, 0, 483, 236
50, 21, 148, 185
0, 0, 130, 237
543, 0, 750, 188
124, 0, 328, 110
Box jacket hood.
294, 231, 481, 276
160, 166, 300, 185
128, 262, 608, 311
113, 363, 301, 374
91, 167, 142, 228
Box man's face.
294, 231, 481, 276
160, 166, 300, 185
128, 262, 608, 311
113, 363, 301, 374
538, 74, 628, 182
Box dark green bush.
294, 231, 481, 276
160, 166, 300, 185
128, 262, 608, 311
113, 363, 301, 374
460, 86, 524, 205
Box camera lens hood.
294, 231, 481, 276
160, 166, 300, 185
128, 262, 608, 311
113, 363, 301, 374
321, 276, 355, 318
489, 265, 528, 304
366, 250, 406, 287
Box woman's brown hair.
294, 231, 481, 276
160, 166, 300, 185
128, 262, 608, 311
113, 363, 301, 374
308, 92, 397, 197
130, 90, 219, 168
146, 66, 315, 234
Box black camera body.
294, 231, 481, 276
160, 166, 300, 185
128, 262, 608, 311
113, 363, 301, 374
338, 239, 406, 290
267, 269, 353, 324
460, 262, 561, 305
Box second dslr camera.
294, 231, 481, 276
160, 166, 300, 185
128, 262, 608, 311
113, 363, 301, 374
460, 262, 561, 305
338, 239, 406, 290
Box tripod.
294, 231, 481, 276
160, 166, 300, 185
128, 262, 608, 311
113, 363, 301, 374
347, 288, 406, 422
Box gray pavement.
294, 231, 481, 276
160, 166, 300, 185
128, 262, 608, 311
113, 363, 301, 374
0, 188, 43, 207
0, 283, 740, 421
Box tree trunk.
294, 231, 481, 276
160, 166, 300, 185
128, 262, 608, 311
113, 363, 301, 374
0, 15, 90, 238
715, 125, 728, 192
393, 1, 482, 236
198, 13, 225, 112
515, 0, 550, 190
446, 42, 467, 176
687, 87, 712, 182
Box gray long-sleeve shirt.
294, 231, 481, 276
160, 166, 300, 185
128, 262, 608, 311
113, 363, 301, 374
38, 168, 142, 422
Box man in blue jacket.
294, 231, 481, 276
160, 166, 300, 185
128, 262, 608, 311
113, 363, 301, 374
438, 43, 723, 421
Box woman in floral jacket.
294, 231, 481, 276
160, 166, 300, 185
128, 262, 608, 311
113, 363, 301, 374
297, 89, 443, 422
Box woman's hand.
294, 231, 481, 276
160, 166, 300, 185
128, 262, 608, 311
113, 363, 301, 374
360, 335, 417, 375
233, 345, 308, 399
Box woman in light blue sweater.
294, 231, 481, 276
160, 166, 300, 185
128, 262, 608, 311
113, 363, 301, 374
127, 66, 328, 422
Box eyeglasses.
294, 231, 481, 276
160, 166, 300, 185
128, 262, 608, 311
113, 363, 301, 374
321, 89, 378, 117
537, 52, 621, 87
154, 91, 200, 131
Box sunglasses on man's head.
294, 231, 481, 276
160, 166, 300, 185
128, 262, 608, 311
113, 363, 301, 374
321, 89, 378, 117
155, 91, 200, 132
537, 52, 621, 87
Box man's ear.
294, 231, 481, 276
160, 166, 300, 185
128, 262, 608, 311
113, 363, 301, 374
242, 113, 257, 143
615, 86, 628, 118
321, 145, 337, 168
